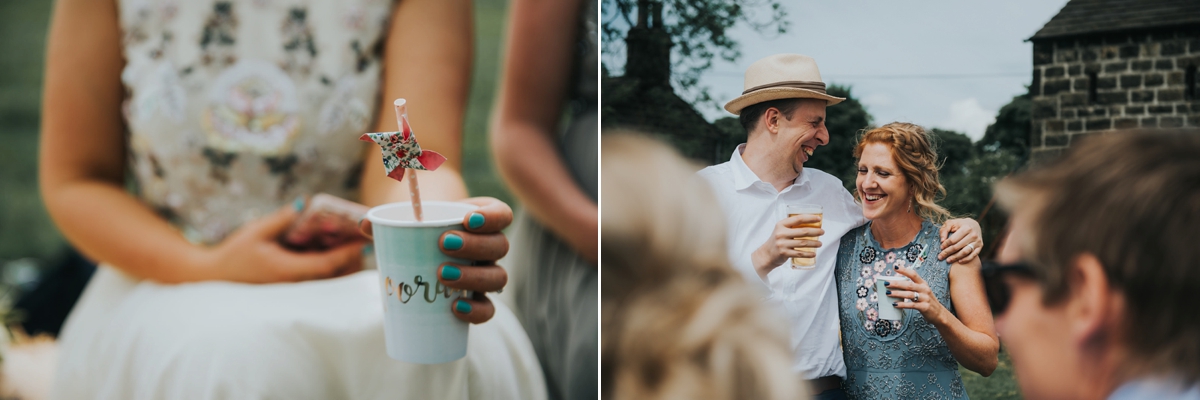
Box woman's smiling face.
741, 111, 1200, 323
856, 142, 911, 221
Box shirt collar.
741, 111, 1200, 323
730, 143, 811, 192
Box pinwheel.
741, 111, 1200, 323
360, 98, 447, 221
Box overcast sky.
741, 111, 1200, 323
605, 0, 1071, 141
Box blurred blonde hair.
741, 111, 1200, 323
853, 122, 951, 224
601, 132, 803, 400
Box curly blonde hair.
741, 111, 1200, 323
853, 122, 951, 224
601, 132, 804, 400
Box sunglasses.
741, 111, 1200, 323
980, 261, 1037, 315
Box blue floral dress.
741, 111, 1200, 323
834, 220, 968, 400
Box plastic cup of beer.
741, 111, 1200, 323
785, 204, 822, 269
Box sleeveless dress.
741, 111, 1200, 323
834, 221, 968, 400
52, 1, 546, 399
503, 1, 598, 399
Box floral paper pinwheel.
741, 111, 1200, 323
358, 102, 446, 182
360, 98, 447, 221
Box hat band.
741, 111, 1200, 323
742, 80, 827, 95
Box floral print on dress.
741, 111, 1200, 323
835, 221, 966, 399
202, 60, 301, 155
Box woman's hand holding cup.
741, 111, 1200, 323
360, 196, 512, 324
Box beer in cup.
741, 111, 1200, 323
785, 204, 822, 269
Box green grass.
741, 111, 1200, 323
960, 349, 1024, 400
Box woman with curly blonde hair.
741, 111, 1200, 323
601, 132, 804, 400
833, 122, 999, 399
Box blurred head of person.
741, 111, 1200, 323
853, 122, 950, 224
600, 132, 802, 400
994, 130, 1200, 399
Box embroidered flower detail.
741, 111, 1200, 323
866, 309, 878, 321
859, 247, 877, 263
875, 319, 894, 336
874, 260, 886, 272
869, 293, 878, 303
906, 245, 922, 262
861, 266, 872, 277
864, 320, 875, 331
856, 277, 863, 287
856, 298, 868, 311
893, 260, 906, 270
893, 321, 902, 330
856, 286, 868, 298
886, 252, 896, 264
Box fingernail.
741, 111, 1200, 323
893, 302, 898, 307
442, 234, 464, 250
455, 300, 472, 314
886, 290, 892, 295
293, 196, 305, 211
884, 281, 890, 286
441, 265, 461, 281
894, 265, 899, 270
467, 213, 485, 229
362, 244, 373, 255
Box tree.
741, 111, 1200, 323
976, 93, 1031, 162
806, 84, 873, 191
602, 0, 788, 107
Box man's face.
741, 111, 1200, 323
996, 211, 1081, 400
772, 100, 829, 174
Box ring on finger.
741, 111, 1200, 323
965, 243, 976, 252
913, 292, 920, 302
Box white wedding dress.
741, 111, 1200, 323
53, 1, 545, 398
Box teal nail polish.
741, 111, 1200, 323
886, 290, 892, 295
893, 302, 898, 307
455, 300, 472, 314
894, 265, 899, 270
362, 244, 373, 255
884, 281, 891, 286
441, 265, 462, 281
467, 213, 485, 229
442, 234, 464, 250
293, 196, 305, 211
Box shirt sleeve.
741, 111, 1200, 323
838, 184, 869, 228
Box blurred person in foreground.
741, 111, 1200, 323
489, 0, 597, 398
39, 0, 543, 398
991, 131, 1200, 400
601, 132, 804, 400
698, 53, 984, 399
834, 123, 998, 399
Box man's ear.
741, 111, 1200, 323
1066, 253, 1119, 350
763, 107, 780, 134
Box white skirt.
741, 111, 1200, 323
52, 266, 547, 400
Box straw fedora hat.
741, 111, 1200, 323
724, 54, 845, 115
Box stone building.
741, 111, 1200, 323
1028, 0, 1200, 162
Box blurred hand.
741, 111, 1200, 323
197, 206, 367, 284
939, 218, 983, 263
360, 197, 512, 324
751, 214, 824, 281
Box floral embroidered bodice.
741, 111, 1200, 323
835, 220, 968, 399
118, 0, 392, 244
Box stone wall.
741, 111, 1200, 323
1029, 28, 1200, 162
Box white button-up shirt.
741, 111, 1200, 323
698, 145, 867, 379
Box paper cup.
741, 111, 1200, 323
874, 275, 910, 320
367, 201, 478, 364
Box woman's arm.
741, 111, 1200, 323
489, 0, 597, 263
40, 0, 360, 283
359, 0, 472, 206
891, 262, 1000, 376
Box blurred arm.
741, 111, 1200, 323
360, 0, 473, 205
38, 0, 211, 282
490, 0, 597, 262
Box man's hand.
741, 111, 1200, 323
940, 218, 983, 263
751, 214, 823, 281
360, 197, 512, 324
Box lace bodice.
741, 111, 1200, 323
835, 220, 968, 399
118, 0, 393, 244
